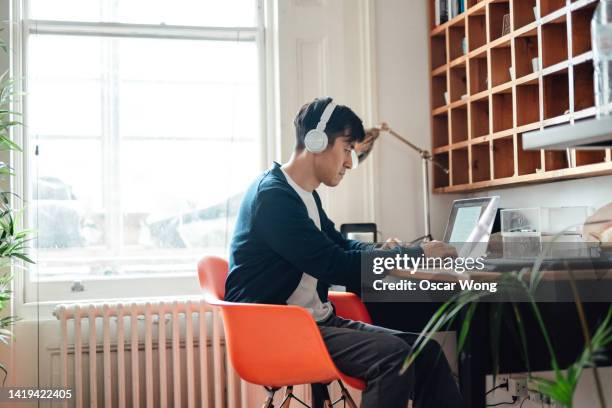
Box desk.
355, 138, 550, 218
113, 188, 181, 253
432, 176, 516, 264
362, 266, 612, 407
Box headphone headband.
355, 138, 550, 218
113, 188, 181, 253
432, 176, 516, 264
315, 101, 337, 133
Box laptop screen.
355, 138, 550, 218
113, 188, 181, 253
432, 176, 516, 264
443, 197, 500, 249
448, 205, 484, 242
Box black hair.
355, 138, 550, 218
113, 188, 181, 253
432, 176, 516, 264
293, 97, 366, 151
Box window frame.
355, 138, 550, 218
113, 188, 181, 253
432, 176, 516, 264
11, 0, 272, 309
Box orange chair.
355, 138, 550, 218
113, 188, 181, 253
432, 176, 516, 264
198, 256, 370, 408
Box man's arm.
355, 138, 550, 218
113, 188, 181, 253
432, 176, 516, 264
253, 188, 367, 286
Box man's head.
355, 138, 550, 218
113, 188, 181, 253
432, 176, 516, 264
293, 97, 366, 187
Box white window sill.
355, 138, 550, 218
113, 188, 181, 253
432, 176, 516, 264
17, 273, 204, 320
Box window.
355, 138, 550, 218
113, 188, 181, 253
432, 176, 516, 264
23, 0, 264, 302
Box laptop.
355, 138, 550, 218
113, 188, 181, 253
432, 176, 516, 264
443, 197, 500, 258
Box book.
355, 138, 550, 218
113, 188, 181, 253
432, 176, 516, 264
440, 0, 448, 24
435, 0, 440, 25
448, 0, 454, 19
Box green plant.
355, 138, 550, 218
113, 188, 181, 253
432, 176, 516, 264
402, 230, 612, 408
0, 32, 34, 383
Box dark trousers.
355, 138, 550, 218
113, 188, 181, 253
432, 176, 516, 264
312, 315, 464, 408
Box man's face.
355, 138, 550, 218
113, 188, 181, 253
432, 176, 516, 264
313, 135, 355, 187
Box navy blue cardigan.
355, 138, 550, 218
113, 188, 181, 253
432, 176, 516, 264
225, 162, 423, 304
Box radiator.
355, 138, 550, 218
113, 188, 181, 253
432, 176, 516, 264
53, 298, 249, 408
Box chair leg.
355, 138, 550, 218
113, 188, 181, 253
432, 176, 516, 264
319, 384, 333, 408
337, 381, 358, 408
262, 387, 279, 408
280, 386, 293, 408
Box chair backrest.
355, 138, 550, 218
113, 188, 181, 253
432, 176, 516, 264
328, 291, 372, 324
197, 256, 228, 304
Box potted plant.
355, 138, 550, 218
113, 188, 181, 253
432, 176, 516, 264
0, 32, 34, 383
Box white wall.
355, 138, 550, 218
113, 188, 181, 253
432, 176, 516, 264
373, 0, 459, 241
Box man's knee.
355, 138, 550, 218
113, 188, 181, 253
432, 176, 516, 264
362, 334, 413, 384
378, 333, 412, 359
362, 333, 411, 375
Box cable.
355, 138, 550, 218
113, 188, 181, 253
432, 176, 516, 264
519, 397, 529, 408
486, 397, 518, 407
485, 380, 509, 395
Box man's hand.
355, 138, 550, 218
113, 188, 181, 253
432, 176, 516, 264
421, 240, 458, 258
381, 238, 458, 259
381, 237, 402, 249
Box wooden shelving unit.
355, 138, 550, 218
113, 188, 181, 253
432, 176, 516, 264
428, 0, 612, 193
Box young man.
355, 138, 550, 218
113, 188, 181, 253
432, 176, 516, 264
225, 97, 464, 408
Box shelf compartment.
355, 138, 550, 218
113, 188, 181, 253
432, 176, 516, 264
514, 34, 539, 78
516, 83, 540, 126
452, 148, 469, 185
433, 152, 450, 188
470, 98, 490, 137
489, 1, 511, 41
468, 51, 488, 94
431, 32, 447, 69
449, 21, 467, 61
512, 0, 537, 30
540, 0, 566, 17
451, 106, 469, 143
449, 64, 468, 102
576, 150, 606, 166
542, 20, 568, 68
573, 62, 595, 112
492, 89, 514, 132
573, 115, 606, 166
493, 136, 515, 178
432, 73, 448, 109
572, 2, 597, 56
544, 150, 570, 170
543, 122, 570, 170
543, 69, 570, 119
517, 133, 542, 175
468, 13, 487, 51
433, 112, 450, 148
471, 142, 491, 182
491, 43, 512, 86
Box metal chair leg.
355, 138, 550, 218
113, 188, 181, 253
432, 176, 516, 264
320, 383, 333, 408
263, 386, 279, 408
280, 386, 293, 408
337, 381, 358, 408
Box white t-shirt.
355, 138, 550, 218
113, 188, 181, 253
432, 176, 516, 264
281, 167, 333, 322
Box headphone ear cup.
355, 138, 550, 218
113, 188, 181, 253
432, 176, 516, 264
304, 129, 328, 153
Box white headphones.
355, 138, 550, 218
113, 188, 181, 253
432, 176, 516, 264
304, 101, 337, 153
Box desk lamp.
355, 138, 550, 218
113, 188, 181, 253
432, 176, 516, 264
356, 123, 449, 242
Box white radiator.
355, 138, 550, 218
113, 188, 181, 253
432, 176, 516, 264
53, 298, 249, 408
